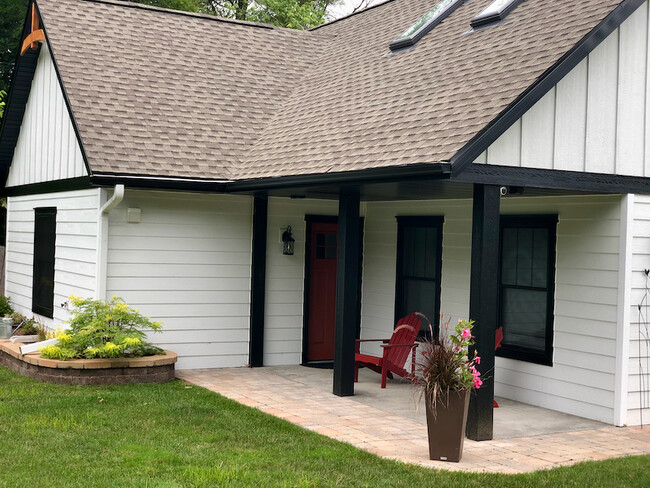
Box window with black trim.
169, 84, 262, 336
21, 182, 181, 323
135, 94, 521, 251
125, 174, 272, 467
32, 207, 57, 318
498, 215, 557, 365
395, 216, 444, 336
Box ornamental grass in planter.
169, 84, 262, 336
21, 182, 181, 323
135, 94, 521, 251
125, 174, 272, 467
40, 296, 165, 360
411, 314, 482, 463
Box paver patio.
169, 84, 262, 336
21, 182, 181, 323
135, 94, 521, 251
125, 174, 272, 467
177, 366, 650, 473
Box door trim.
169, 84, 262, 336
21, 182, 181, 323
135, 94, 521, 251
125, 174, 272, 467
302, 215, 364, 365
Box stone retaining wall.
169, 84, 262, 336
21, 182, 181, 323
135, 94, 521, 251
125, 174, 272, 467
0, 340, 177, 385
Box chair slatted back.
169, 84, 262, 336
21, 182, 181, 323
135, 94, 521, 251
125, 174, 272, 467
387, 313, 421, 367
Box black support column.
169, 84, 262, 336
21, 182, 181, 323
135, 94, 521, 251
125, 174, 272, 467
249, 193, 268, 367
333, 189, 361, 396
467, 184, 500, 441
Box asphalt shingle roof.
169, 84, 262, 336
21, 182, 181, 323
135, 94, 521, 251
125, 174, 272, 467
34, 0, 627, 181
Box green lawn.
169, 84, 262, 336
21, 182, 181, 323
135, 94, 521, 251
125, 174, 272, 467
0, 367, 647, 487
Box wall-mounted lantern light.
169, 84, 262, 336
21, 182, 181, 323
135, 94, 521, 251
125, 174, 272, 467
282, 226, 295, 255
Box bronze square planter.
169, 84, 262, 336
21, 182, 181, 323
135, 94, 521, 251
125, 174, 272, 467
425, 389, 470, 462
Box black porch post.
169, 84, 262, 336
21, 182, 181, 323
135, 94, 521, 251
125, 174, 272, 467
333, 189, 361, 396
467, 184, 500, 441
249, 193, 268, 367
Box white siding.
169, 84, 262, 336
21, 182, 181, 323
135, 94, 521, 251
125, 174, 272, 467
263, 198, 341, 366
4, 189, 100, 328
105, 191, 253, 370
361, 195, 622, 423
6, 44, 87, 187
628, 195, 650, 425
478, 2, 650, 177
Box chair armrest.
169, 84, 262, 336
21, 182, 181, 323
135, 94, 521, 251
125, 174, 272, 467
356, 339, 390, 343
380, 343, 419, 349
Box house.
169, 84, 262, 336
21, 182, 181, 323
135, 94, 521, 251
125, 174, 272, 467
1, 0, 650, 440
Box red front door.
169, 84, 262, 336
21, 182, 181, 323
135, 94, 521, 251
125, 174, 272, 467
306, 222, 338, 362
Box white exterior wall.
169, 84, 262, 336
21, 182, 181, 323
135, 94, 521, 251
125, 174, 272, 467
263, 198, 341, 366
475, 2, 650, 177
361, 195, 622, 423
628, 195, 650, 425
105, 191, 253, 370
4, 189, 100, 328
6, 44, 87, 187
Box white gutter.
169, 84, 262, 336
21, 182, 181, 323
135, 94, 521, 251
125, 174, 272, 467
95, 185, 125, 300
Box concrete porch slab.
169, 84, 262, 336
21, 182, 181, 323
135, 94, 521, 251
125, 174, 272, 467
177, 366, 650, 473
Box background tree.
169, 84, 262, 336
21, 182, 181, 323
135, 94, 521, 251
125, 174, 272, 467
0, 0, 29, 96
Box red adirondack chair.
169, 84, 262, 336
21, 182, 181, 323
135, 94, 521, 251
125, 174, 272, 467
354, 313, 421, 388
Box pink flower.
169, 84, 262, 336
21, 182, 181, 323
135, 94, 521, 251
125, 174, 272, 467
474, 355, 481, 365
473, 377, 483, 388
461, 329, 471, 339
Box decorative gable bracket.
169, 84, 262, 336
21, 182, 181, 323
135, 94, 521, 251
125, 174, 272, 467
21, 4, 45, 56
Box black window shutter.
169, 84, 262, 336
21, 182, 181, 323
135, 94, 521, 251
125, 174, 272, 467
32, 208, 57, 318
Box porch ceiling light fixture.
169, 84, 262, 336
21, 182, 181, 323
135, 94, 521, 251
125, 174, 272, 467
282, 226, 295, 255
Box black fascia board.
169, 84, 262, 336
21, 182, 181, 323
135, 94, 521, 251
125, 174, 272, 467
0, 0, 40, 187
90, 173, 230, 192
226, 162, 452, 192
1, 177, 91, 197
454, 164, 650, 194
389, 0, 466, 52
451, 0, 646, 177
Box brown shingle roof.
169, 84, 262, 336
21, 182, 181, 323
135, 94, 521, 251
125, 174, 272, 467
37, 0, 323, 180
34, 0, 628, 182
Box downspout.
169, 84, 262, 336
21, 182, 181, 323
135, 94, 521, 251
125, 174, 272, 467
94, 185, 125, 300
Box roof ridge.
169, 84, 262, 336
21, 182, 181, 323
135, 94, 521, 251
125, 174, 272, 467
310, 0, 396, 31
76, 0, 277, 30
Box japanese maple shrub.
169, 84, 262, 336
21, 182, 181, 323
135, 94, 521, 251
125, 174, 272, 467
40, 296, 164, 360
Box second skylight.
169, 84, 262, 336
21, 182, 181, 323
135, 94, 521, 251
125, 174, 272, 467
389, 0, 465, 52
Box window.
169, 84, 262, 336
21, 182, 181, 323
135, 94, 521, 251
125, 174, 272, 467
395, 216, 444, 335
470, 0, 524, 29
390, 0, 465, 52
498, 215, 557, 365
32, 208, 57, 318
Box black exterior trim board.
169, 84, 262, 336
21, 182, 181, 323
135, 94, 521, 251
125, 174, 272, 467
451, 0, 647, 176
454, 164, 650, 194
90, 174, 229, 192
2, 177, 91, 197
227, 163, 451, 192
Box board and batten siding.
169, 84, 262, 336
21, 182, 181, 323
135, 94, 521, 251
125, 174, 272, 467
5, 44, 87, 187
105, 191, 253, 370
361, 195, 622, 424
628, 195, 650, 425
263, 198, 342, 366
4, 189, 100, 328
474, 1, 650, 177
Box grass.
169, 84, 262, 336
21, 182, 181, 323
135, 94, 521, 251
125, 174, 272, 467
0, 367, 648, 487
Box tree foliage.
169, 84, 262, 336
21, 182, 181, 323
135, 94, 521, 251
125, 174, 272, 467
0, 0, 29, 96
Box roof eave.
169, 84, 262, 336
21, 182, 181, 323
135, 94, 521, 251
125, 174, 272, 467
449, 0, 646, 178
226, 162, 452, 192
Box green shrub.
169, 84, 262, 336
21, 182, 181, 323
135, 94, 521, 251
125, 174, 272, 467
0, 295, 14, 316
40, 296, 164, 360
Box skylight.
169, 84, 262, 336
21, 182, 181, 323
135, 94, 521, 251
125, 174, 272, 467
389, 0, 465, 52
470, 0, 525, 29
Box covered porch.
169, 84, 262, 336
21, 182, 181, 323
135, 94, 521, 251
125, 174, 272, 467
177, 366, 650, 473
239, 169, 643, 440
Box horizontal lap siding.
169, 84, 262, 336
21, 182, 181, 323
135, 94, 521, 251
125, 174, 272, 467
362, 195, 621, 423
105, 191, 253, 370
5, 189, 100, 328
263, 198, 340, 366
477, 2, 650, 177
6, 44, 87, 187
628, 195, 650, 425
